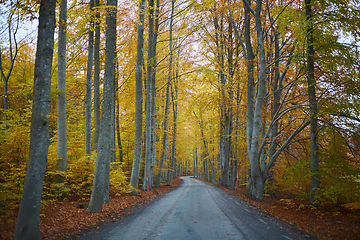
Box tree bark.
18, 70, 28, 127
144, 0, 156, 191
245, 0, 267, 201
14, 1, 56, 238
85, 0, 94, 157
93, 0, 101, 150
130, 0, 145, 191
305, 0, 320, 207
56, 0, 68, 183
115, 67, 123, 163
156, 82, 170, 187
87, 0, 117, 212
150, 0, 160, 188
169, 66, 178, 184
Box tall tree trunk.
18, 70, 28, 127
150, 0, 160, 188
104, 71, 117, 203
85, 0, 94, 157
14, 1, 56, 238
195, 148, 198, 178
87, 0, 117, 212
156, 83, 170, 187
115, 68, 123, 163
169, 80, 178, 183
130, 0, 145, 191
56, 0, 68, 183
242, 0, 255, 156
144, 0, 156, 191
93, 0, 101, 150
305, 0, 320, 207
166, 0, 176, 185
246, 0, 267, 201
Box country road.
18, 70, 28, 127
73, 176, 315, 240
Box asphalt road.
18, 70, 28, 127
75, 176, 315, 240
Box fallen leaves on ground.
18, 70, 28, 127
215, 183, 360, 240
0, 178, 182, 240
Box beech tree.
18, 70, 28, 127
56, 0, 68, 183
130, 0, 145, 192
14, 0, 57, 238
93, 0, 101, 150
305, 0, 320, 207
88, 0, 117, 212
85, 0, 94, 157
144, 0, 156, 190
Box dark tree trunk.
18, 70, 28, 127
305, 0, 320, 207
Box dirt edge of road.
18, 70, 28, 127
206, 179, 359, 240
0, 178, 183, 240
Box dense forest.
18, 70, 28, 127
1, 0, 360, 238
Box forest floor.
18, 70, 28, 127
0, 178, 182, 240
1, 177, 359, 240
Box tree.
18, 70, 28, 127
305, 0, 320, 207
130, 0, 145, 192
14, 0, 57, 238
144, 0, 156, 190
56, 0, 68, 183
87, 0, 117, 212
93, 0, 101, 150
0, 6, 20, 127
85, 0, 94, 157
166, 0, 176, 184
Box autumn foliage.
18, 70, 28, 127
1, 0, 360, 238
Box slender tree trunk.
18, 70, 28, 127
111, 73, 116, 164
144, 0, 156, 191
56, 0, 68, 183
14, 1, 56, 238
243, 0, 255, 156
93, 0, 101, 150
166, 0, 176, 185
0, 17, 18, 127
155, 83, 170, 187
85, 0, 94, 157
115, 69, 123, 163
104, 72, 117, 203
246, 0, 267, 201
130, 0, 145, 191
87, 0, 117, 212
305, 0, 320, 207
150, 0, 160, 188
193, 149, 196, 177
195, 148, 198, 178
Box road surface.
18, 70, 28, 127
74, 176, 315, 240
